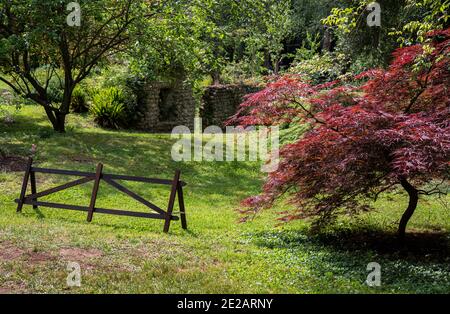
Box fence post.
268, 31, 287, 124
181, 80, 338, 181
177, 183, 187, 230
17, 157, 33, 213
30, 170, 38, 209
163, 170, 181, 233
87, 163, 103, 222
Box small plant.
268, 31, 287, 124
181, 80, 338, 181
0, 89, 14, 105
290, 53, 351, 84
47, 77, 64, 104
85, 66, 142, 127
90, 87, 127, 129
292, 31, 321, 62
70, 87, 89, 113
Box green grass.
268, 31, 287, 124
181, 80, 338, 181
0, 105, 449, 294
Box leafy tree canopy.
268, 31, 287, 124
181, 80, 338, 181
323, 0, 450, 68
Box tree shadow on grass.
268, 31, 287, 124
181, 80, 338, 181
313, 228, 450, 262
248, 228, 450, 293
0, 109, 52, 134
251, 227, 450, 263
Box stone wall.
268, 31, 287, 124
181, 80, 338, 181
201, 84, 262, 129
137, 81, 196, 132
137, 82, 262, 133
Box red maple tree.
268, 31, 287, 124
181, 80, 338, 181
228, 28, 450, 238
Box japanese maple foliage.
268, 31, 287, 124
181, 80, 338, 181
228, 29, 450, 237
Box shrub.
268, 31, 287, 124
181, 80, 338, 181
85, 65, 142, 126
0, 107, 15, 125
47, 76, 64, 104
0, 90, 19, 124
90, 87, 127, 129
289, 53, 351, 85
221, 61, 266, 85
70, 87, 89, 113
0, 89, 13, 105
291, 31, 321, 63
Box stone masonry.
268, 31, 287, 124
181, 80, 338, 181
201, 84, 262, 129
137, 82, 262, 132
137, 81, 196, 132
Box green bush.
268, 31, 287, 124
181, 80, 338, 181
84, 65, 142, 127
221, 61, 266, 85
46, 76, 64, 104
290, 53, 351, 85
70, 87, 89, 113
0, 89, 13, 105
0, 106, 15, 125
0, 90, 19, 124
90, 87, 127, 129
347, 52, 386, 75
291, 31, 322, 63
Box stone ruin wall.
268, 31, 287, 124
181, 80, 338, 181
137, 81, 196, 132
200, 84, 262, 129
137, 82, 262, 132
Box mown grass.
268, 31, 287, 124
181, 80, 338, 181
0, 105, 449, 294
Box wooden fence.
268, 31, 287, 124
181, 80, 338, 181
15, 158, 187, 233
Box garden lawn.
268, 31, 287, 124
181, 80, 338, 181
0, 105, 449, 294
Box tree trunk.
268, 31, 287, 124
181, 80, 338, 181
212, 71, 221, 85
398, 178, 419, 239
44, 108, 66, 133
49, 84, 72, 133
53, 112, 66, 133
322, 26, 333, 52
273, 60, 280, 76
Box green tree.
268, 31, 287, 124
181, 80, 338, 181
259, 0, 293, 75
0, 0, 156, 132
128, 0, 220, 85
323, 0, 449, 69
393, 0, 450, 45
128, 0, 296, 85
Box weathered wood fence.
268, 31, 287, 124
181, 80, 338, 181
15, 158, 187, 233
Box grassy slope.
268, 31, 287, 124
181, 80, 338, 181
0, 105, 449, 294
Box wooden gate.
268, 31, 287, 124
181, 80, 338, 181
15, 158, 187, 233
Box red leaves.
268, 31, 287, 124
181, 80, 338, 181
361, 29, 450, 114
231, 28, 450, 228
387, 110, 450, 177
226, 75, 318, 127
